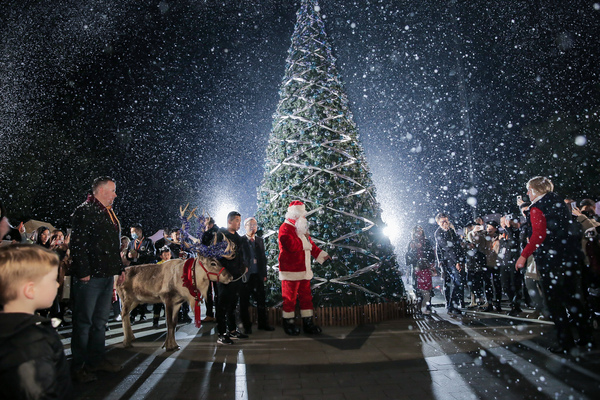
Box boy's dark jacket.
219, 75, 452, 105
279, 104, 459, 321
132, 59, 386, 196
0, 313, 73, 399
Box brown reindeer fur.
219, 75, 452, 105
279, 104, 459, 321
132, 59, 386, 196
117, 257, 232, 351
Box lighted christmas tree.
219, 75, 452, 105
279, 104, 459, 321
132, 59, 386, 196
255, 0, 404, 308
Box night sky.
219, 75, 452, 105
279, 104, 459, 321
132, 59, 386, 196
1, 0, 599, 255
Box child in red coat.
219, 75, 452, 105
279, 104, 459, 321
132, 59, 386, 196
415, 260, 434, 315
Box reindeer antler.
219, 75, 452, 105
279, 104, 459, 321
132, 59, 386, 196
187, 207, 198, 221
180, 203, 190, 217
180, 203, 199, 221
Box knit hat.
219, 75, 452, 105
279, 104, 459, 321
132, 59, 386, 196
286, 200, 307, 219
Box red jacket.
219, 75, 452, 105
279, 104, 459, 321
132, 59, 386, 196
415, 269, 433, 291
278, 220, 328, 281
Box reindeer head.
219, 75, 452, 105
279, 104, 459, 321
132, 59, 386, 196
197, 255, 233, 284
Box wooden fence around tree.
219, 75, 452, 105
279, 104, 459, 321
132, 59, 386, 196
249, 299, 417, 327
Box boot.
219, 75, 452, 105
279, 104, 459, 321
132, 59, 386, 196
302, 317, 322, 334
283, 318, 300, 336
468, 293, 477, 308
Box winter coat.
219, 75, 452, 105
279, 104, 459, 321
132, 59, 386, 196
242, 235, 268, 279
467, 228, 500, 269
278, 219, 328, 281
70, 195, 122, 279
201, 225, 219, 246
464, 240, 486, 273
415, 268, 433, 291
497, 226, 521, 268
405, 237, 435, 268
126, 237, 156, 265
434, 227, 465, 270
522, 191, 584, 271
0, 313, 73, 400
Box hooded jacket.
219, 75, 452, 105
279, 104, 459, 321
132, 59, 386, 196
0, 313, 73, 400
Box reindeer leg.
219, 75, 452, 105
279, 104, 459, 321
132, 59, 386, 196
121, 299, 138, 348
163, 300, 182, 351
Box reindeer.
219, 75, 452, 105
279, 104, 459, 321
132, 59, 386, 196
117, 206, 235, 351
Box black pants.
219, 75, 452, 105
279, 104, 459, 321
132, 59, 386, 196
467, 270, 484, 298
239, 274, 268, 329
217, 280, 242, 335
153, 303, 163, 320
501, 265, 523, 309
538, 257, 592, 347
482, 266, 502, 306
130, 304, 147, 319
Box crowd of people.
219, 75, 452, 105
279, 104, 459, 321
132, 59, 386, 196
406, 176, 599, 354
3, 174, 598, 397
0, 177, 329, 397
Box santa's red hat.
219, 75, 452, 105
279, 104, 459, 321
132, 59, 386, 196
286, 200, 307, 219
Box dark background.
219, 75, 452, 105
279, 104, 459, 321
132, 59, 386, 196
1, 0, 598, 257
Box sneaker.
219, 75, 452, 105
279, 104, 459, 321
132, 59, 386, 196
217, 334, 234, 345
87, 359, 123, 373
229, 330, 249, 339
115, 314, 122, 322
73, 368, 97, 383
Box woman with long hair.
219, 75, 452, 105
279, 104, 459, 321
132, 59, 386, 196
35, 226, 51, 248
405, 225, 435, 288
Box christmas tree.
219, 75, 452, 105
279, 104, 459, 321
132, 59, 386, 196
255, 0, 404, 308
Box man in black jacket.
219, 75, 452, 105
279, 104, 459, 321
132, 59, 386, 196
215, 211, 248, 344
434, 212, 465, 315
70, 177, 124, 382
240, 217, 274, 334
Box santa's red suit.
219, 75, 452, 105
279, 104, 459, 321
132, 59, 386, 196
278, 201, 328, 319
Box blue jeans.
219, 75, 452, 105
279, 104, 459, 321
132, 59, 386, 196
443, 266, 463, 311
71, 276, 113, 369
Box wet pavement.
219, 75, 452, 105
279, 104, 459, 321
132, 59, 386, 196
59, 305, 600, 400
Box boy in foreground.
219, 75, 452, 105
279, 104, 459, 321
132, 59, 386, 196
0, 244, 73, 399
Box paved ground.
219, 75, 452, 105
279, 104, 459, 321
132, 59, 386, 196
59, 305, 600, 400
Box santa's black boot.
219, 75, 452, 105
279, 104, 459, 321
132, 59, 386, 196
303, 317, 322, 334
283, 318, 300, 336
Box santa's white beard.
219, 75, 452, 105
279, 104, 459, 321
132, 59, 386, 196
295, 217, 308, 236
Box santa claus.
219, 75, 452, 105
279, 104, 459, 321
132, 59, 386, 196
278, 200, 331, 335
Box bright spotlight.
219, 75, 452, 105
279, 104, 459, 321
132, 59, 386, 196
383, 225, 400, 240
214, 202, 239, 228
